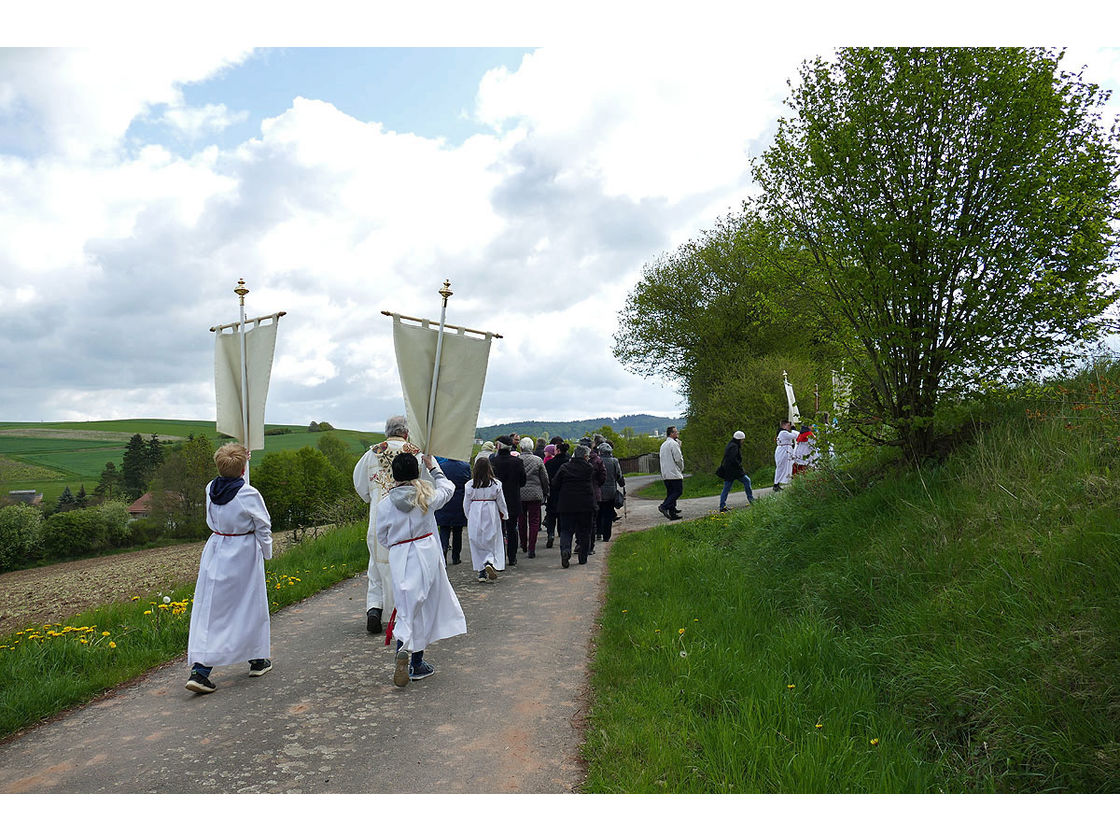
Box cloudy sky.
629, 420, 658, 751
3, 7, 1120, 433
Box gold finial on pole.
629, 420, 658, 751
235, 278, 249, 303
439, 279, 453, 303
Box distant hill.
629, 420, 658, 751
475, 415, 682, 441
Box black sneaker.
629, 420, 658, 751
546, 537, 554, 548
561, 550, 570, 568
248, 659, 272, 676
409, 660, 435, 681
186, 672, 216, 694
478, 570, 487, 582
669, 512, 683, 520
659, 506, 671, 519
527, 550, 535, 558
366, 607, 383, 634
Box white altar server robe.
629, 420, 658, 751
463, 479, 509, 572
188, 483, 273, 667
774, 429, 797, 486
375, 471, 467, 653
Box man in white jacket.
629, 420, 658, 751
658, 426, 685, 521
353, 415, 428, 636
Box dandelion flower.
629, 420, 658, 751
130, 596, 140, 601
102, 631, 111, 636
870, 738, 880, 746
622, 609, 628, 613
143, 610, 152, 615
678, 628, 685, 634
815, 723, 823, 730
788, 684, 796, 690
109, 642, 117, 649
680, 651, 688, 658
655, 629, 661, 634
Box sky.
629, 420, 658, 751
3, 5, 1120, 435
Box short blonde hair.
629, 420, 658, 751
214, 442, 249, 477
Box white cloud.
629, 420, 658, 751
159, 103, 249, 141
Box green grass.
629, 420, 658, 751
0, 523, 368, 739
585, 388, 1120, 792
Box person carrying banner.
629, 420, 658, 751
774, 419, 797, 491
185, 443, 273, 694
463, 455, 508, 582
376, 452, 467, 686
353, 415, 426, 635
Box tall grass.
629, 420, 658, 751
0, 523, 368, 739
584, 372, 1120, 792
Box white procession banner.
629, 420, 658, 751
784, 376, 801, 425
214, 321, 277, 451
391, 315, 492, 462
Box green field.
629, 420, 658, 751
0, 420, 384, 507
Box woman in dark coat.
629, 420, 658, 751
543, 441, 570, 548
490, 436, 526, 565
551, 444, 597, 567
434, 457, 471, 564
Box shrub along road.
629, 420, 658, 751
0, 475, 760, 793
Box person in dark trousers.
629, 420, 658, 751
595, 441, 625, 541
543, 441, 569, 548
434, 457, 471, 563
580, 437, 607, 555
490, 435, 526, 565
658, 426, 684, 520
551, 444, 597, 567
717, 430, 755, 512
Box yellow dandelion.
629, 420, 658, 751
654, 629, 661, 633
678, 628, 685, 635
622, 609, 628, 613
815, 723, 823, 730
787, 684, 796, 690
870, 738, 880, 746
108, 641, 117, 649
79, 638, 88, 644
143, 610, 152, 615
130, 596, 140, 601
102, 631, 111, 636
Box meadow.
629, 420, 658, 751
583, 368, 1120, 793
0, 420, 382, 507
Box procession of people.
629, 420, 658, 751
187, 415, 822, 692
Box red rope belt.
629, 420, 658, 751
212, 530, 255, 536
391, 532, 432, 546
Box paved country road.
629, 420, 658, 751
0, 476, 765, 794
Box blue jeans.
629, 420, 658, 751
719, 474, 754, 509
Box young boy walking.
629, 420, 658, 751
185, 443, 273, 694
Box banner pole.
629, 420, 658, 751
235, 279, 251, 485
426, 280, 453, 450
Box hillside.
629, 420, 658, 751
476, 414, 682, 441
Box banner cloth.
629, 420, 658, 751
215, 321, 277, 451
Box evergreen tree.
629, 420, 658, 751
146, 434, 164, 473
94, 462, 122, 500
121, 434, 149, 500
75, 485, 88, 508
55, 486, 76, 514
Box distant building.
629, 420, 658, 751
8, 490, 43, 506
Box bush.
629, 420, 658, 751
0, 505, 44, 570
95, 501, 133, 547
127, 517, 165, 547
40, 508, 109, 559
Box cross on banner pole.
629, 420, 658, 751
235, 279, 251, 484
427, 280, 453, 447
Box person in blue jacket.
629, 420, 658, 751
434, 456, 472, 564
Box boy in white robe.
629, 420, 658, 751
376, 453, 467, 687
773, 420, 797, 491
186, 443, 273, 694
463, 455, 508, 582
353, 415, 428, 636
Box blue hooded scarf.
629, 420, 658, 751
209, 476, 244, 505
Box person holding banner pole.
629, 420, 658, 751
353, 416, 426, 635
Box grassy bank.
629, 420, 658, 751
584, 382, 1120, 792
0, 523, 367, 739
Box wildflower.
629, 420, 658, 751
79, 638, 88, 644
622, 609, 628, 613
655, 629, 661, 634
102, 631, 111, 636
143, 610, 152, 615
870, 738, 880, 746
787, 684, 795, 690
130, 596, 140, 601
678, 628, 685, 635
109, 641, 117, 649
680, 651, 687, 658
815, 723, 823, 730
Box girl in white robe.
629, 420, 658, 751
186, 443, 273, 694
376, 453, 467, 687
773, 421, 797, 490
463, 455, 509, 582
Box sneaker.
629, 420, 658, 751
366, 607, 383, 635
546, 537, 554, 548
561, 550, 570, 568
578, 555, 588, 565
669, 512, 683, 521
508, 557, 517, 566
186, 672, 216, 694
478, 570, 487, 582
659, 506, 671, 519
248, 658, 272, 676
485, 562, 498, 580
409, 661, 435, 681
527, 550, 535, 558
393, 650, 411, 687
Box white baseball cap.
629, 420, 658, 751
733, 430, 745, 440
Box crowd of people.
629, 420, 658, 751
183, 415, 821, 693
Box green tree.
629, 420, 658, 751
121, 434, 150, 499
94, 462, 122, 501
317, 432, 355, 476
252, 447, 349, 530
54, 486, 77, 514
148, 435, 217, 539
0, 504, 43, 571
146, 434, 164, 475
753, 47, 1120, 460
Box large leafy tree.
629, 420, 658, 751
148, 435, 218, 538
753, 47, 1120, 460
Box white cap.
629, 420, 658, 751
733, 430, 745, 440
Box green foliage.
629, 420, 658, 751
252, 446, 350, 530
0, 505, 43, 571
147, 435, 216, 540
94, 461, 122, 500
317, 432, 356, 476
753, 47, 1120, 461
54, 486, 77, 514
41, 507, 108, 559
121, 434, 150, 500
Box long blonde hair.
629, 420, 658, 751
405, 478, 438, 515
